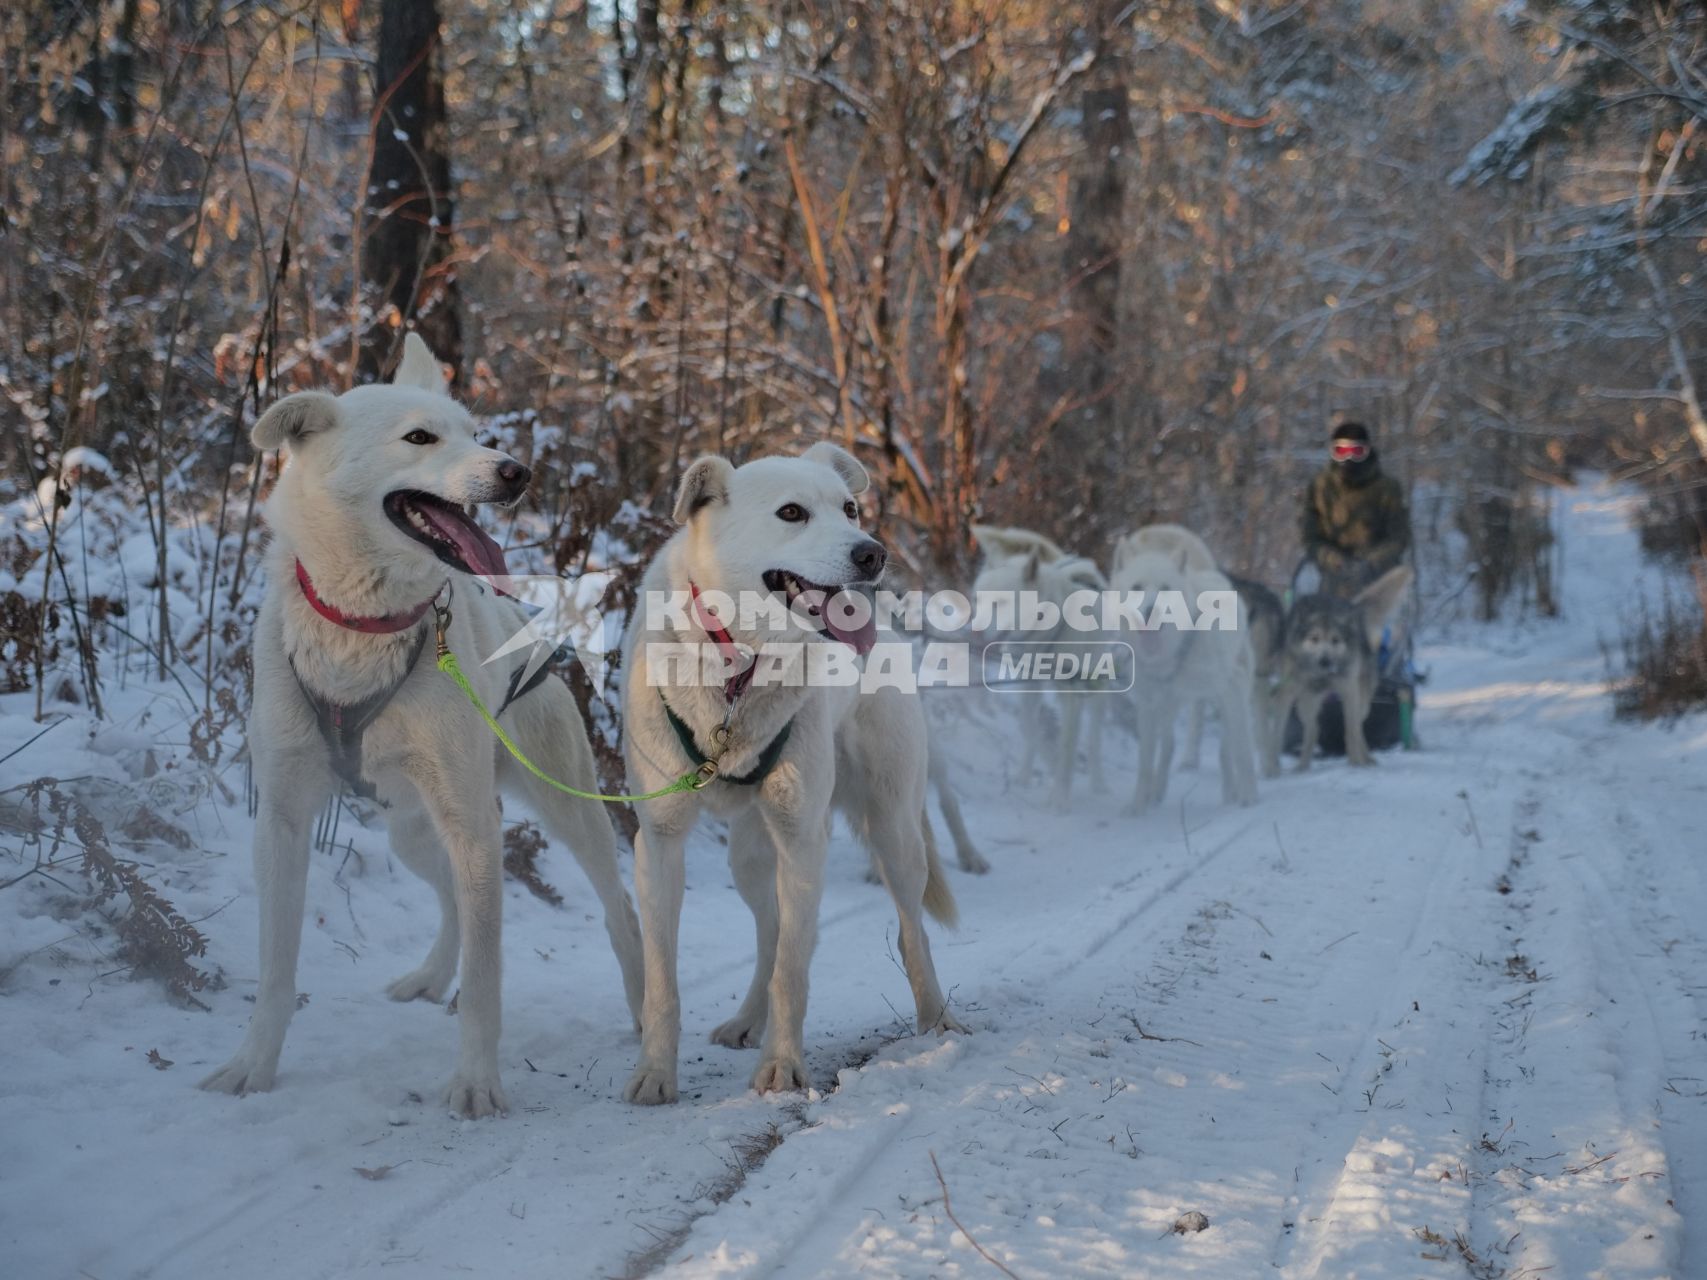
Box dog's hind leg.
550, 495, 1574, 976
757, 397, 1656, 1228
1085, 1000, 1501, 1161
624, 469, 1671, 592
503, 689, 645, 1027
1180, 700, 1205, 771
865, 804, 965, 1036
383, 803, 460, 1003
1216, 686, 1259, 806
711, 807, 779, 1050
1153, 705, 1177, 800
1129, 693, 1178, 813
1257, 680, 1284, 779
1052, 694, 1085, 810
1086, 696, 1108, 794
930, 756, 988, 874
1015, 697, 1044, 784
200, 753, 330, 1097
1128, 697, 1158, 815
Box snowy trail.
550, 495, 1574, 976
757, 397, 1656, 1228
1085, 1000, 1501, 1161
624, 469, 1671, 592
5, 480, 1704, 1279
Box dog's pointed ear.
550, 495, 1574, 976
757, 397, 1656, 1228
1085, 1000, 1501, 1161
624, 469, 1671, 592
393, 333, 449, 394
802, 441, 869, 495
1354, 565, 1414, 647
252, 391, 339, 452
973, 525, 1032, 561
673, 455, 736, 524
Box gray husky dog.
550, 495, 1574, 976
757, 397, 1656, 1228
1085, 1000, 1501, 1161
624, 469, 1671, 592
1278, 566, 1413, 770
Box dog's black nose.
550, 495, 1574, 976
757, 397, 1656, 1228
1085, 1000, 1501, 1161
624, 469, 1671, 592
850, 539, 887, 580
497, 459, 531, 495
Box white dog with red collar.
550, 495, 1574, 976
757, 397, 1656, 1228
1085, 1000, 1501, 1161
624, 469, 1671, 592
200, 335, 643, 1118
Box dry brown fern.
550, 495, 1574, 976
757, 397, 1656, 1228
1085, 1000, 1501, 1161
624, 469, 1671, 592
23, 779, 219, 1008
502, 819, 562, 908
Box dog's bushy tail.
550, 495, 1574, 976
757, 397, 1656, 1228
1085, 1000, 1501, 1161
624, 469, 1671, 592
921, 812, 959, 928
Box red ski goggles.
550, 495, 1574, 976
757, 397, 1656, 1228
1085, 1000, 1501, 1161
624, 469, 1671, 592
1331, 439, 1370, 462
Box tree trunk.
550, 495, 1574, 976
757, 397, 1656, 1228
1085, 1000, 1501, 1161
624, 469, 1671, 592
1043, 7, 1128, 549
358, 0, 461, 383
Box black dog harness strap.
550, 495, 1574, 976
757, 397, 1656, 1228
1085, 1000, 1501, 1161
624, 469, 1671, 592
662, 699, 793, 787
494, 644, 571, 718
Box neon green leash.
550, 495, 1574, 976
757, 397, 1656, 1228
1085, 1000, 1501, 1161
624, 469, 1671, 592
434, 614, 715, 802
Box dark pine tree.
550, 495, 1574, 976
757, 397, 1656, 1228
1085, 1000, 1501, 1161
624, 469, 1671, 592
359, 0, 462, 383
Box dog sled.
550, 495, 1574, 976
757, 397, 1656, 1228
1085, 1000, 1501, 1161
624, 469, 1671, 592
1282, 558, 1420, 757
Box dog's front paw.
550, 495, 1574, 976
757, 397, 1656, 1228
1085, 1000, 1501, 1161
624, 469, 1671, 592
1224, 780, 1259, 807
386, 965, 454, 1004
198, 1051, 277, 1096
623, 1063, 679, 1105
710, 1013, 765, 1049
444, 1069, 508, 1119
1348, 753, 1377, 768
958, 848, 991, 875
750, 1056, 809, 1095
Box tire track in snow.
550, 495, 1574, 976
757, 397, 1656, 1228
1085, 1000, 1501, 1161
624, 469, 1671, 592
626, 810, 1262, 1275
1268, 769, 1502, 1279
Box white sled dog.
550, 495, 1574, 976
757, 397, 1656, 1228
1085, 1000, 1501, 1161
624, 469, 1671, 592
970, 525, 1110, 809
200, 335, 644, 1118
1109, 539, 1259, 813
1113, 524, 1221, 770
621, 443, 964, 1105
1111, 522, 1215, 578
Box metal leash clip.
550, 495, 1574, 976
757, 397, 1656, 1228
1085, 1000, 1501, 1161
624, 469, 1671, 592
432, 583, 455, 660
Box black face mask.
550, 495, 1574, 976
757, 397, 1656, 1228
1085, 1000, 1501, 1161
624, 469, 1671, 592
1333, 446, 1380, 486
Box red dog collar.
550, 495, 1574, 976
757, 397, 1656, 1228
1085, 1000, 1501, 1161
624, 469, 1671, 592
690, 582, 757, 702
295, 559, 443, 634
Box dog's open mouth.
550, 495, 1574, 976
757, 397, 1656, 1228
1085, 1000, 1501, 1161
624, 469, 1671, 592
762, 569, 878, 654
384, 490, 510, 579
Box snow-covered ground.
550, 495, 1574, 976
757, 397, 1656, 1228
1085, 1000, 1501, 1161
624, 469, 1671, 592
4, 479, 1704, 1279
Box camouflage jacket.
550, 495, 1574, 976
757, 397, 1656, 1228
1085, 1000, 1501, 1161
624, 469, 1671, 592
1301, 461, 1411, 590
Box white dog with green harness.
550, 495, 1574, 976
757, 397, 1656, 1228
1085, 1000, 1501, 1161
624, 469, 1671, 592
620, 442, 965, 1106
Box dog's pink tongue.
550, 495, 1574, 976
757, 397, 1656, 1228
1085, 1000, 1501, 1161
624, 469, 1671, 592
823, 590, 878, 655
419, 503, 510, 579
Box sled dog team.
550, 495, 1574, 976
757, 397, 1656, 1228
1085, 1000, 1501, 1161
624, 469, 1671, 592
202, 337, 1409, 1116
969, 520, 1412, 814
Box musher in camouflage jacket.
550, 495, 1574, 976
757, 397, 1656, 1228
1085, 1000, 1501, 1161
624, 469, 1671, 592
1301, 421, 1411, 597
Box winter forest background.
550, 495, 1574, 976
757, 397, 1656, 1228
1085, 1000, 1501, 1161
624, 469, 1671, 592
7, 0, 1707, 968
2, 0, 1706, 1017
8, 0, 1707, 707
